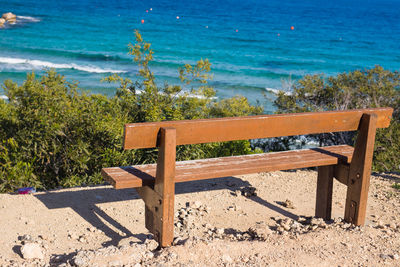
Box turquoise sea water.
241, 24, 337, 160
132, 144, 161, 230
1, 0, 400, 111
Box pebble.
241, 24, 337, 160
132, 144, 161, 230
20, 243, 44, 260
145, 239, 159, 250
222, 254, 233, 263
283, 199, 295, 209
376, 221, 385, 229
241, 186, 257, 197
215, 228, 225, 235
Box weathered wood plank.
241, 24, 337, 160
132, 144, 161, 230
124, 108, 393, 149
102, 145, 354, 189
344, 114, 377, 226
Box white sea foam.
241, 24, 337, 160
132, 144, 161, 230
17, 16, 41, 22
265, 87, 292, 96
121, 88, 216, 100
0, 57, 126, 74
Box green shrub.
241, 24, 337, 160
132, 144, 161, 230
392, 183, 400, 190
273, 65, 400, 172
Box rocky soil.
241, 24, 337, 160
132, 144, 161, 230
0, 170, 399, 266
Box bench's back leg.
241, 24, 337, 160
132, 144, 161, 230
345, 113, 377, 225
315, 165, 334, 220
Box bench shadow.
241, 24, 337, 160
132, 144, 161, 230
372, 172, 400, 182
35, 176, 300, 248
311, 147, 351, 162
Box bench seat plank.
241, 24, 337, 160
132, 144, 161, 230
102, 145, 354, 189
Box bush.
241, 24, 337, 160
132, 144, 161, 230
273, 65, 400, 172
0, 31, 262, 193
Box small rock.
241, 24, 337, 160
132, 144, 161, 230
145, 239, 159, 250
283, 199, 295, 209
144, 252, 154, 259
20, 243, 44, 260
376, 221, 385, 229
393, 254, 399, 260
241, 186, 257, 197
2, 12, 17, 22
282, 224, 291, 231
215, 228, 225, 235
19, 234, 33, 244
222, 254, 233, 263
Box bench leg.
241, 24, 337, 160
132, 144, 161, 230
315, 165, 334, 220
344, 113, 377, 225
135, 127, 176, 247
153, 127, 176, 247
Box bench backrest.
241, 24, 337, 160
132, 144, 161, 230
123, 108, 393, 149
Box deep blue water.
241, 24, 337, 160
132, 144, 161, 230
1, 0, 400, 112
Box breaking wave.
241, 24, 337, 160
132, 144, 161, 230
17, 16, 41, 22
265, 87, 292, 96
0, 57, 126, 74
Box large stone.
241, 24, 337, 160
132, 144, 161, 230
2, 12, 17, 21
0, 18, 5, 26
20, 243, 44, 260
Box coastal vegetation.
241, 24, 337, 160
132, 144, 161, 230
273, 65, 400, 172
0, 32, 399, 193
0, 31, 262, 192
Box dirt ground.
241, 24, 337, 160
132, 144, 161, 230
0, 170, 399, 266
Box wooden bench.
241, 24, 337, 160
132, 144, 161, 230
102, 108, 393, 247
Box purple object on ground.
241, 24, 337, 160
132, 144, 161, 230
17, 187, 36, 194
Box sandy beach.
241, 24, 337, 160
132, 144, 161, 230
0, 170, 399, 266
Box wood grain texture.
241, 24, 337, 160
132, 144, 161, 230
124, 108, 393, 149
315, 166, 334, 220
344, 114, 377, 226
102, 145, 354, 189
153, 127, 176, 247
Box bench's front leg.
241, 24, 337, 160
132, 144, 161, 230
345, 113, 377, 225
315, 165, 334, 220
153, 127, 176, 247
136, 127, 176, 247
